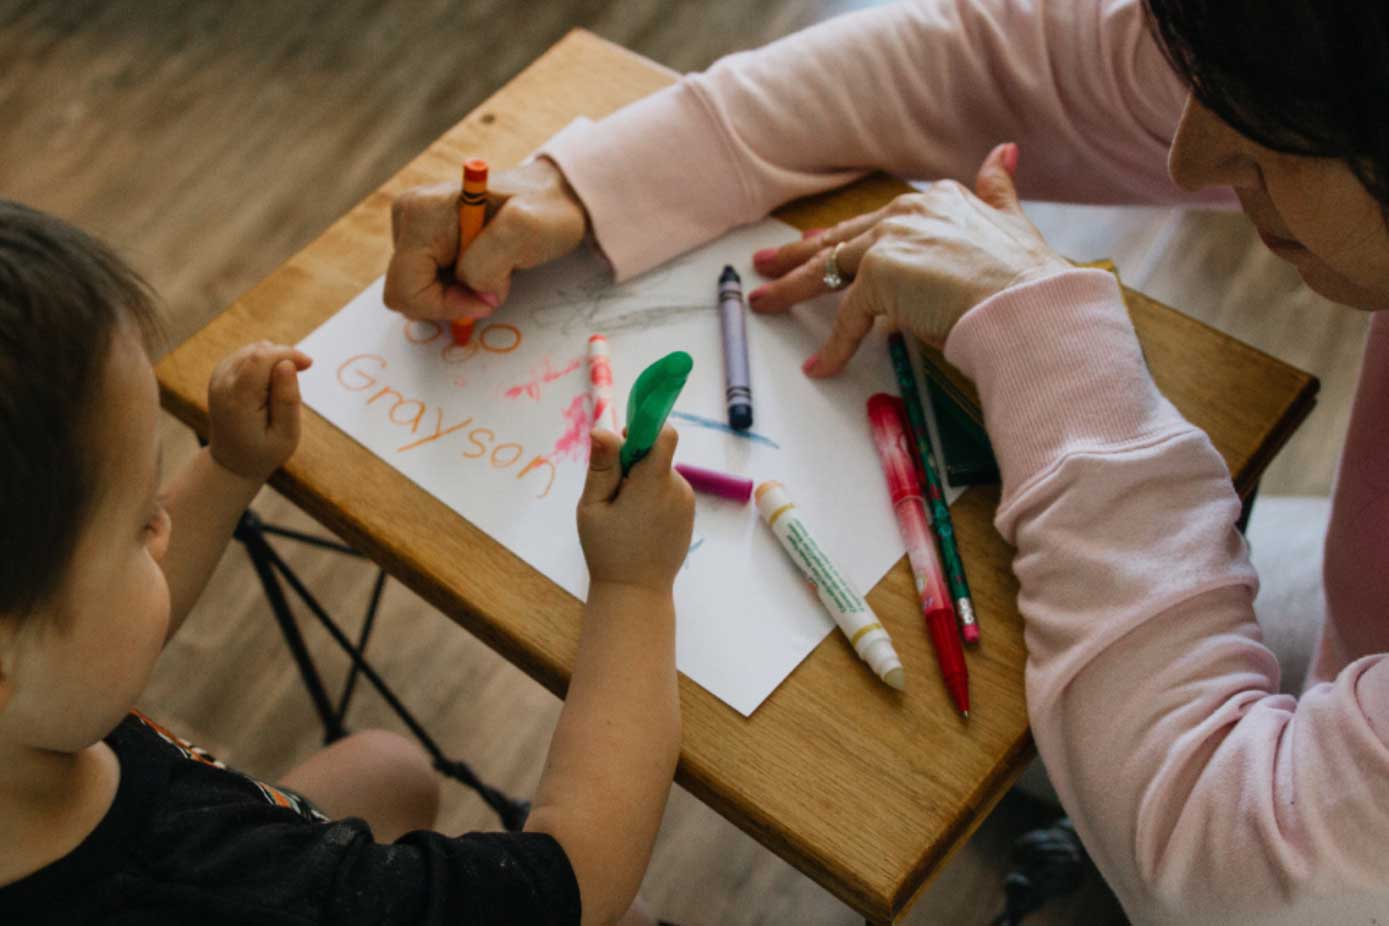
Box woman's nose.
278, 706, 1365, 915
1168, 95, 1263, 193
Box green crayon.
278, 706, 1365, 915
620, 351, 693, 475
886, 332, 980, 644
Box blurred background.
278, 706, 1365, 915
1, 2, 1366, 923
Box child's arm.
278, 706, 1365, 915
159, 343, 311, 638
524, 426, 692, 926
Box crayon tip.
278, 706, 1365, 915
720, 264, 740, 284
883, 667, 905, 691
451, 319, 475, 345
962, 623, 981, 645
961, 710, 970, 720
463, 159, 489, 182
729, 403, 753, 431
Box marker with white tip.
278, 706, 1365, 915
755, 480, 905, 691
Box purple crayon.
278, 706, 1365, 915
675, 463, 754, 504
718, 265, 753, 430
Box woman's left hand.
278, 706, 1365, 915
749, 143, 1071, 376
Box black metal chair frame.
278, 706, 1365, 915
233, 508, 529, 832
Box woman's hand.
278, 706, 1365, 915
207, 342, 313, 483
577, 426, 695, 599
383, 158, 589, 322
749, 143, 1071, 376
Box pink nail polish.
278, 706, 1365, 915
802, 228, 826, 240
475, 290, 501, 309
802, 352, 820, 375
753, 248, 778, 266
1002, 142, 1019, 175
748, 285, 769, 305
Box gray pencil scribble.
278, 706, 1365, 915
521, 252, 713, 335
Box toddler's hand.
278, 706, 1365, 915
207, 342, 313, 482
577, 426, 695, 598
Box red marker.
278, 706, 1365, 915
451, 159, 489, 346
868, 393, 969, 717
587, 334, 619, 432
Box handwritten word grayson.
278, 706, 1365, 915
336, 353, 557, 499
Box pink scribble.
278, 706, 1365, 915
552, 393, 591, 463
504, 356, 583, 400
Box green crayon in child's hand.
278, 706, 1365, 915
620, 351, 693, 475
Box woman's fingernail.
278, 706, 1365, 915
753, 248, 778, 267
802, 227, 826, 240
748, 285, 769, 305
801, 352, 820, 375
474, 290, 501, 309
1002, 142, 1019, 175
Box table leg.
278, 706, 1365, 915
1238, 479, 1260, 535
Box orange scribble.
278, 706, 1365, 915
479, 323, 521, 353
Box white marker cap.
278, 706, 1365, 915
754, 480, 788, 522
860, 635, 905, 690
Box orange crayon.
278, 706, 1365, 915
451, 158, 489, 345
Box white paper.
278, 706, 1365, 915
298, 218, 942, 715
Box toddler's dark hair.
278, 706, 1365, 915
0, 200, 163, 617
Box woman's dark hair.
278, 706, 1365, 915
0, 200, 163, 617
1144, 0, 1389, 203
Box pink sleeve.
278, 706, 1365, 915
1310, 313, 1389, 684
944, 273, 1389, 922
541, 0, 1230, 281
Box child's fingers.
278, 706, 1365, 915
637, 425, 680, 476
239, 344, 307, 386
268, 358, 302, 440
580, 429, 623, 504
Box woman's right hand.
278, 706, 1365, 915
383, 157, 589, 322
577, 426, 695, 599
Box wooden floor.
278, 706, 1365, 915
0, 2, 1370, 923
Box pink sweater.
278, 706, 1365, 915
543, 1, 1389, 922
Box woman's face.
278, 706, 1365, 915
1168, 95, 1389, 312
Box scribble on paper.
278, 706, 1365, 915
504, 355, 583, 400
552, 392, 591, 463
522, 253, 714, 335
683, 536, 706, 571
669, 411, 781, 449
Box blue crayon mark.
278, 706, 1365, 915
682, 536, 706, 571
669, 411, 780, 449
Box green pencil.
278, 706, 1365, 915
886, 332, 979, 644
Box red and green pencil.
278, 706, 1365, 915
886, 331, 980, 644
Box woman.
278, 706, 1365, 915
385, 1, 1389, 921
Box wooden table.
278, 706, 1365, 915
156, 29, 1318, 925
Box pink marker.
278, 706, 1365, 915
674, 463, 754, 503
587, 334, 619, 432
868, 393, 969, 716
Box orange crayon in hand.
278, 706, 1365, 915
451, 158, 489, 345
